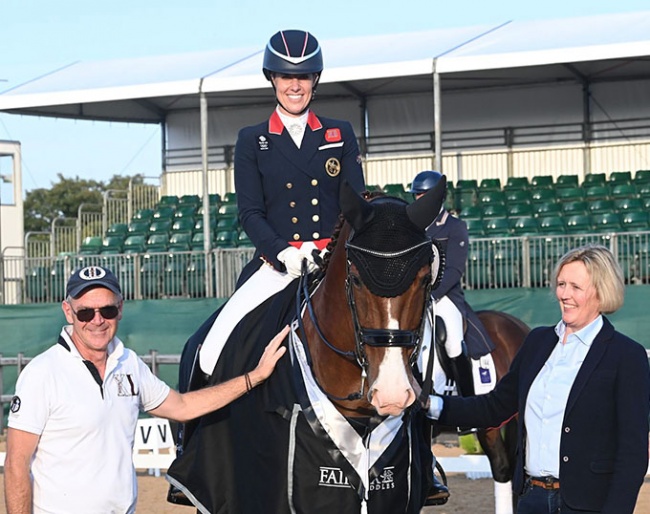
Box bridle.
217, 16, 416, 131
295, 231, 433, 403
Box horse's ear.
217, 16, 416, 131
340, 180, 374, 231
406, 175, 446, 230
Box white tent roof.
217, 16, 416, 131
2, 11, 650, 124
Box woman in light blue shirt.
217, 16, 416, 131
426, 244, 649, 514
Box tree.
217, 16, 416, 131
24, 173, 144, 233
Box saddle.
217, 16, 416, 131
432, 315, 475, 398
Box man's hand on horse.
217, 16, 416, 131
250, 325, 290, 386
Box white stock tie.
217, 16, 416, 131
287, 123, 304, 148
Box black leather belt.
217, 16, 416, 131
529, 476, 560, 490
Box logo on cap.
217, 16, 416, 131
79, 266, 107, 281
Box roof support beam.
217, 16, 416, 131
433, 59, 442, 174
199, 81, 214, 297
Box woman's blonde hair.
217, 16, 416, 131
551, 244, 625, 314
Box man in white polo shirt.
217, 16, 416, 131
4, 265, 288, 514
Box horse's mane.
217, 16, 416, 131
318, 190, 386, 277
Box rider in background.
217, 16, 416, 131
408, 170, 495, 397
197, 30, 365, 376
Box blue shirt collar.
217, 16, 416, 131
554, 315, 603, 347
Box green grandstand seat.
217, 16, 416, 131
587, 199, 615, 214
168, 231, 192, 251
530, 189, 555, 202
148, 219, 173, 234
172, 218, 196, 233
479, 178, 501, 191
26, 266, 51, 302
459, 205, 482, 220
564, 214, 592, 234
531, 175, 554, 188
209, 193, 222, 205
106, 223, 128, 237
583, 173, 606, 186
583, 185, 610, 201
609, 171, 632, 184
133, 208, 154, 221
620, 210, 649, 232
560, 200, 589, 216
538, 216, 566, 235
590, 213, 622, 233
505, 189, 531, 204
492, 243, 520, 287
614, 197, 644, 212
179, 194, 201, 207
174, 204, 198, 219
216, 216, 239, 232
218, 203, 239, 217
198, 205, 218, 218
214, 230, 238, 247
158, 195, 180, 207
533, 201, 562, 217
456, 179, 478, 190
194, 217, 217, 233
237, 231, 254, 247
507, 202, 533, 217
484, 217, 510, 237
478, 190, 506, 205
102, 235, 124, 253
465, 218, 485, 237
609, 183, 637, 198
555, 175, 579, 188
162, 252, 189, 297
637, 183, 650, 198
222, 192, 237, 204
465, 246, 492, 289
455, 189, 478, 211
140, 255, 163, 298
504, 177, 530, 190
123, 235, 146, 253
555, 187, 584, 202
153, 206, 176, 220
79, 236, 103, 255
146, 233, 169, 253
634, 169, 650, 185
510, 216, 539, 236
128, 220, 150, 236
481, 203, 508, 219
190, 232, 209, 251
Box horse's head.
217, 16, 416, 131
338, 179, 446, 416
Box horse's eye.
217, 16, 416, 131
421, 275, 430, 287
350, 274, 362, 288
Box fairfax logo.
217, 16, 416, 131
318, 467, 351, 488
369, 467, 396, 491
114, 374, 138, 396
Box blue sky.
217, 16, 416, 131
1, 1, 649, 194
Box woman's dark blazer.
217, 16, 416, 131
439, 316, 650, 514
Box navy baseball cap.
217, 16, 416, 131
66, 265, 122, 299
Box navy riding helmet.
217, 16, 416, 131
408, 170, 446, 195
263, 30, 323, 81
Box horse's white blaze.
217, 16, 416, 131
369, 303, 416, 416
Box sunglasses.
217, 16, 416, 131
70, 304, 120, 322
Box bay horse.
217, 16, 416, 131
431, 310, 530, 514
166, 178, 447, 513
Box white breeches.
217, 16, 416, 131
198, 264, 295, 375
432, 296, 463, 359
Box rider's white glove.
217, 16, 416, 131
277, 246, 318, 278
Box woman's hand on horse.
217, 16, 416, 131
250, 325, 290, 386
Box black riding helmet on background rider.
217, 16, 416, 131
408, 171, 446, 197
263, 30, 323, 116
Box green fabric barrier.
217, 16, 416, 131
0, 286, 648, 396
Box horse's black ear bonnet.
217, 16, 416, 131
346, 197, 432, 298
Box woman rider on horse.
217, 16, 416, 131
198, 29, 366, 376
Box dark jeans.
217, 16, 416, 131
517, 481, 600, 514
